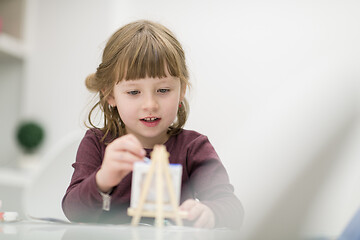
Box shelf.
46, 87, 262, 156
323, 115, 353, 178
0, 0, 27, 175
0, 0, 25, 39
0, 33, 27, 61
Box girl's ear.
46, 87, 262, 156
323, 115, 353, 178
107, 95, 116, 107
102, 89, 116, 107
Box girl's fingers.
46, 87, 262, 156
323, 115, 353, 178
194, 210, 214, 228
96, 160, 134, 192
180, 199, 216, 228
98, 134, 146, 192
180, 199, 197, 212
110, 134, 146, 157
180, 200, 203, 221
187, 203, 204, 221
105, 160, 134, 172
111, 151, 144, 164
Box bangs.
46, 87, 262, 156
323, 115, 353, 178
114, 25, 184, 83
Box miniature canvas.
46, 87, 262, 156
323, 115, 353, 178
130, 162, 182, 211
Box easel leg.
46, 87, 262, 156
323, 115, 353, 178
155, 159, 164, 227
163, 161, 183, 226
131, 161, 156, 226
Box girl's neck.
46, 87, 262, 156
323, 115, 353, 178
123, 129, 169, 149
140, 134, 169, 149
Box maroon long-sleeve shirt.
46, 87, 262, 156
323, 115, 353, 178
62, 128, 243, 228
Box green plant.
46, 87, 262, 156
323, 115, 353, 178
16, 121, 45, 153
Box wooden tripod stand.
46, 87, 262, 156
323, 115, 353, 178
127, 145, 187, 227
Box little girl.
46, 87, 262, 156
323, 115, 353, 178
62, 20, 243, 229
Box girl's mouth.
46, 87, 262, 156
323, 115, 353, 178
141, 117, 159, 122
140, 117, 161, 127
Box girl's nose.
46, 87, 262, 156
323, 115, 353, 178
142, 94, 159, 111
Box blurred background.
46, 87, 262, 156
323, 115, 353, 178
1, 0, 360, 239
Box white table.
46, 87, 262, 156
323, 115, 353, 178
0, 221, 241, 240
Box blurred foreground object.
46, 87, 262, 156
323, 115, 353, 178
16, 121, 44, 153
338, 208, 360, 240
16, 121, 45, 169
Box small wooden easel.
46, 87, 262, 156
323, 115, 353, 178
127, 145, 187, 227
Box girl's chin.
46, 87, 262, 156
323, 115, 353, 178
136, 132, 169, 144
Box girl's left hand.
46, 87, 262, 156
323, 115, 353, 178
180, 199, 215, 228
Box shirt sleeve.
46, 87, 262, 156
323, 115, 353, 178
186, 135, 244, 229
61, 130, 106, 223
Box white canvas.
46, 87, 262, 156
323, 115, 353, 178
130, 162, 182, 211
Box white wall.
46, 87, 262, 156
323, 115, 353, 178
20, 0, 360, 239
23, 0, 111, 146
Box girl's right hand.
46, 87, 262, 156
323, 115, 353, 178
96, 134, 146, 193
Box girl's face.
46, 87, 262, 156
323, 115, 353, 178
107, 72, 184, 149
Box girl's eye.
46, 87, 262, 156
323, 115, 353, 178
157, 89, 170, 93
127, 90, 140, 95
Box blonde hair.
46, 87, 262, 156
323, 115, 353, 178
85, 20, 190, 142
